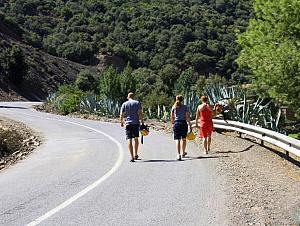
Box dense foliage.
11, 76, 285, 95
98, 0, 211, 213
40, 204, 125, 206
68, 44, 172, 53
0, 44, 27, 84
237, 0, 300, 117
1, 0, 252, 80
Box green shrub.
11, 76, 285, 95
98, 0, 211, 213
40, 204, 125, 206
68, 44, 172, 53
57, 84, 79, 95
58, 94, 81, 115
48, 85, 84, 115
1, 45, 28, 84
99, 66, 122, 101
75, 70, 97, 92
288, 133, 300, 140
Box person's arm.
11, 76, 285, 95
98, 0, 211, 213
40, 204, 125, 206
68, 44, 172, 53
195, 106, 199, 128
186, 111, 192, 128
138, 107, 144, 125
120, 104, 125, 127
185, 106, 192, 128
170, 108, 175, 125
120, 112, 125, 127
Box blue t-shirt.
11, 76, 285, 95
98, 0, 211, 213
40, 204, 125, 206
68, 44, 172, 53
120, 99, 142, 125
172, 104, 188, 121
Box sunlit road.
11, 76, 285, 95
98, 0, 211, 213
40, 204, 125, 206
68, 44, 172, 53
0, 102, 229, 226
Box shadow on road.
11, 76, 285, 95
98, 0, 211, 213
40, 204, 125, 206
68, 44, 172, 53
215, 144, 254, 154
264, 146, 300, 167
195, 155, 229, 159
142, 159, 179, 163
141, 155, 229, 163
0, 106, 28, 110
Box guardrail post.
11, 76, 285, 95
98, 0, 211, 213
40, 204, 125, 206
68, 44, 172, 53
261, 140, 264, 146
239, 132, 242, 138
286, 151, 290, 160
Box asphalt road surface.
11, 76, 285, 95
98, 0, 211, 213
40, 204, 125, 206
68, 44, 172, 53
0, 102, 229, 226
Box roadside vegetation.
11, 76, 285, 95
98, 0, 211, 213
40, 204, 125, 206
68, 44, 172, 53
1, 0, 299, 138
0, 127, 23, 158
0, 0, 253, 104
0, 43, 27, 84
0, 0, 252, 81
44, 66, 288, 136
0, 118, 40, 170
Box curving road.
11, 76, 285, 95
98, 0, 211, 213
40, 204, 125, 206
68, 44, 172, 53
0, 102, 229, 226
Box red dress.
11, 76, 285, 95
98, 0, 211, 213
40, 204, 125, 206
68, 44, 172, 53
199, 105, 213, 138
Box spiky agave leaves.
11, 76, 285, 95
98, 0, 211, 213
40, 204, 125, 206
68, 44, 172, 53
202, 84, 285, 132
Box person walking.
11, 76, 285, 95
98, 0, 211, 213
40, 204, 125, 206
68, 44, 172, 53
170, 95, 192, 161
195, 96, 213, 154
120, 92, 144, 162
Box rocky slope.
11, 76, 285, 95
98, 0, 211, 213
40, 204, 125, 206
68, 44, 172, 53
0, 116, 41, 170
0, 20, 86, 101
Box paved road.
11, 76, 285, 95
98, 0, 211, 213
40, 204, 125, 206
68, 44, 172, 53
0, 102, 229, 226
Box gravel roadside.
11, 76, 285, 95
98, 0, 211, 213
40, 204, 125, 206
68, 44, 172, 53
0, 116, 41, 171
200, 131, 300, 225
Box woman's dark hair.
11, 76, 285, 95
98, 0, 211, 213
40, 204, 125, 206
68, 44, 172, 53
200, 95, 208, 103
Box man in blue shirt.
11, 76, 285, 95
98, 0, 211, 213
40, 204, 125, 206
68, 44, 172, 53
120, 92, 144, 162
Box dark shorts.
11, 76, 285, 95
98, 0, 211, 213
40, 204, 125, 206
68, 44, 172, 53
125, 124, 140, 140
173, 120, 188, 140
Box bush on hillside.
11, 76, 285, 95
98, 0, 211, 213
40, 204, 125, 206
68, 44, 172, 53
58, 93, 81, 115
0, 45, 27, 84
75, 69, 97, 92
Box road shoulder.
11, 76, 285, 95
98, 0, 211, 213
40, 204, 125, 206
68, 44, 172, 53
0, 116, 41, 171
205, 132, 300, 225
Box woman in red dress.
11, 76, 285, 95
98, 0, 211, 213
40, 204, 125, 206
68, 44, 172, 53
195, 96, 213, 154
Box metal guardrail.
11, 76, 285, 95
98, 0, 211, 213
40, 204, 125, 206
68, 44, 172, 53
192, 119, 300, 158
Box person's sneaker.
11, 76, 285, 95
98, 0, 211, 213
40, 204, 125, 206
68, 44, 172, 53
177, 154, 182, 161
134, 155, 139, 160
130, 159, 135, 162
182, 152, 187, 157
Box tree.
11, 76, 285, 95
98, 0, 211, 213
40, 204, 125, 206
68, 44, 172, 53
158, 64, 180, 95
75, 69, 97, 92
2, 0, 253, 77
237, 0, 300, 116
132, 67, 157, 102
173, 67, 196, 95
120, 63, 136, 101
99, 66, 122, 101
1, 45, 27, 84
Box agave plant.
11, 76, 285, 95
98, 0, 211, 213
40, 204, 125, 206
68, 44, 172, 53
184, 84, 285, 133
184, 92, 199, 119
79, 95, 102, 114
46, 93, 64, 108
101, 98, 121, 117
144, 105, 170, 121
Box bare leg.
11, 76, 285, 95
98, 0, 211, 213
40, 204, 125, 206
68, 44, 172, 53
207, 136, 212, 152
176, 139, 181, 155
134, 137, 139, 156
128, 139, 134, 160
182, 138, 187, 155
203, 137, 208, 154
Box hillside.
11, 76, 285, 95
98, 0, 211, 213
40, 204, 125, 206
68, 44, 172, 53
0, 20, 86, 101
0, 0, 253, 102
1, 0, 253, 78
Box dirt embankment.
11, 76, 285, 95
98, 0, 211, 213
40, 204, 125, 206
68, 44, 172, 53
0, 116, 41, 170
0, 22, 86, 101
